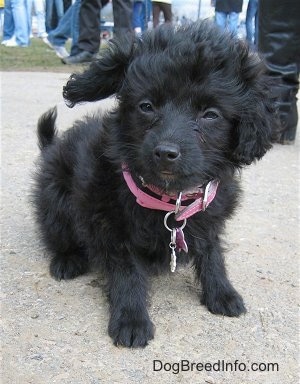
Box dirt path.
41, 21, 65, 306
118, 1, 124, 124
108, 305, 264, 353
1, 72, 299, 384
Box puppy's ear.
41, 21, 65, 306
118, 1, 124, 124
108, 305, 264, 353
63, 35, 136, 107
231, 52, 278, 165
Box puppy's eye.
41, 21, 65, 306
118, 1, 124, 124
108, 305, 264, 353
139, 102, 154, 113
203, 110, 219, 120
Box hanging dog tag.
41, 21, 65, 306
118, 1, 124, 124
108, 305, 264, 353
176, 227, 188, 253
170, 246, 177, 273
164, 211, 188, 272
169, 229, 177, 272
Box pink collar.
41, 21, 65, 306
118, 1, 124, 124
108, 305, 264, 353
122, 167, 219, 221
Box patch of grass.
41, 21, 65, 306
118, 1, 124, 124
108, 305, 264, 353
0, 38, 87, 72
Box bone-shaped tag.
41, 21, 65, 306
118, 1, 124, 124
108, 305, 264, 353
176, 228, 188, 253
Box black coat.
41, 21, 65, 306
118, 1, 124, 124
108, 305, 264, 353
215, 0, 243, 13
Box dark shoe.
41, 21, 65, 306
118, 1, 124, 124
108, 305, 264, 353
278, 133, 296, 145
62, 51, 98, 65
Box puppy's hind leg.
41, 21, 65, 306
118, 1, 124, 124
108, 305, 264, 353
35, 107, 89, 281
36, 198, 89, 281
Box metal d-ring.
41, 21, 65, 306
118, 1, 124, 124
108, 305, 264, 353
175, 192, 182, 214
163, 211, 187, 232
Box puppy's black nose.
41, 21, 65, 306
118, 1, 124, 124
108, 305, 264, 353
154, 144, 181, 164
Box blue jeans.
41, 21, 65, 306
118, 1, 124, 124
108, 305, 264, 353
27, 0, 47, 37
132, 0, 151, 31
3, 0, 29, 45
245, 0, 258, 45
132, 1, 145, 31
46, 0, 64, 31
47, 0, 80, 55
215, 11, 239, 35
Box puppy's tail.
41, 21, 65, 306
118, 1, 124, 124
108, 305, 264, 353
37, 107, 58, 150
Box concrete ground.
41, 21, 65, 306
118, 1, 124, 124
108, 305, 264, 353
1, 72, 299, 384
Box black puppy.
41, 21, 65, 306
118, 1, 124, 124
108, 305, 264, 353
33, 21, 276, 348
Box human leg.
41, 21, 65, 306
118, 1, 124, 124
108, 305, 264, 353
227, 12, 239, 35
2, 0, 15, 41
45, 0, 53, 31
69, 0, 81, 56
33, 0, 47, 37
112, 0, 133, 38
132, 1, 143, 34
47, 1, 72, 46
77, 0, 101, 53
215, 11, 227, 31
152, 1, 160, 28
11, 0, 30, 46
45, 2, 76, 58
26, 0, 33, 36
62, 0, 100, 64
245, 0, 258, 44
54, 0, 64, 21
258, 0, 300, 143
160, 2, 172, 23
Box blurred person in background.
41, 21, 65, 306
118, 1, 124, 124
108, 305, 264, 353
258, 0, 300, 144
0, 0, 4, 34
43, 0, 81, 58
63, 0, 133, 65
132, 0, 151, 36
214, 0, 243, 35
152, 0, 172, 28
45, 0, 64, 31
132, 0, 144, 35
27, 0, 48, 39
112, 0, 133, 37
62, 0, 102, 64
1, 0, 30, 46
245, 0, 258, 47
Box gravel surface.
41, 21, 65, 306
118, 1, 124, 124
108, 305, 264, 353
1, 72, 299, 384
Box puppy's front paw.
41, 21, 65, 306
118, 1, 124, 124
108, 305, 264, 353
202, 287, 246, 317
108, 316, 154, 348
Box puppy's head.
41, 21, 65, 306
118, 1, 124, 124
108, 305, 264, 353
63, 21, 277, 193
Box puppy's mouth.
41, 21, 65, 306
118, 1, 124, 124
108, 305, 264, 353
159, 170, 176, 181
138, 173, 206, 199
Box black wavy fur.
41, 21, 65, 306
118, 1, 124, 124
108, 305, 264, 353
32, 21, 278, 348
